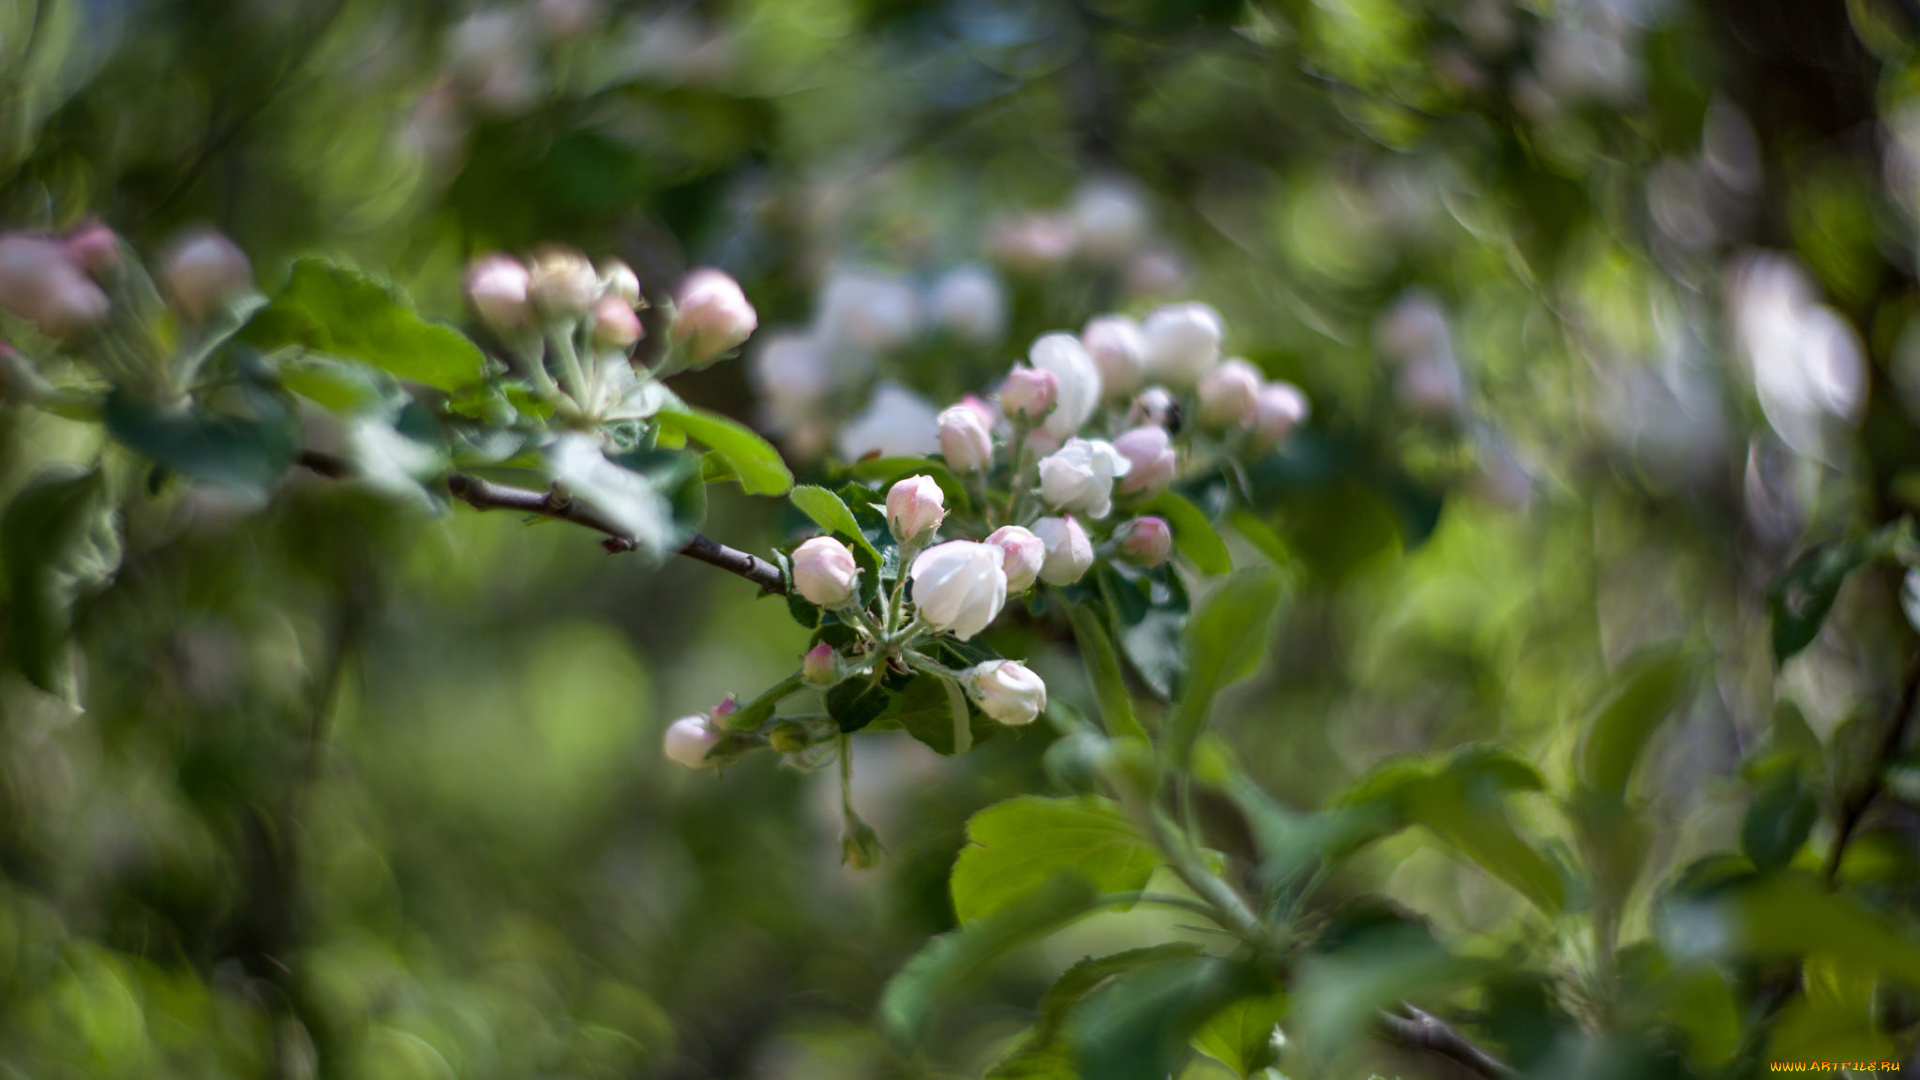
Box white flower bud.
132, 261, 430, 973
591, 294, 642, 348
601, 259, 641, 306
927, 264, 1006, 344
162, 229, 252, 322
465, 254, 532, 330
1197, 359, 1263, 428
938, 405, 994, 473
1029, 332, 1102, 440
1142, 302, 1224, 388
1082, 314, 1147, 398
1032, 515, 1094, 586
1069, 179, 1150, 262
909, 540, 1007, 641
529, 247, 600, 316
1250, 382, 1309, 447
672, 267, 758, 364
802, 641, 840, 685
818, 269, 919, 352
792, 536, 859, 607
0, 235, 108, 339
986, 525, 1046, 593
967, 660, 1047, 726
663, 715, 722, 768
1113, 425, 1177, 496
1038, 438, 1132, 519
886, 475, 947, 542
1129, 386, 1178, 429
1001, 367, 1058, 422
839, 382, 941, 460
1117, 516, 1173, 567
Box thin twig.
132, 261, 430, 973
1824, 651, 1920, 881
1379, 1005, 1517, 1079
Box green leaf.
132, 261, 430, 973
1225, 770, 1398, 888
1167, 567, 1286, 765
889, 673, 999, 755
1090, 563, 1189, 700
2, 469, 122, 700
103, 386, 298, 502
546, 435, 693, 559
1767, 538, 1874, 664
840, 456, 970, 513
1741, 769, 1817, 872
1069, 955, 1267, 1080
987, 944, 1209, 1079
1139, 491, 1231, 575
1191, 989, 1288, 1077
1293, 916, 1488, 1060
827, 676, 891, 734
790, 484, 879, 562
656, 404, 793, 496
951, 796, 1163, 926
1666, 876, 1920, 984
1577, 644, 1697, 799
1065, 603, 1147, 741
241, 258, 487, 392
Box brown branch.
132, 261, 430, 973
1379, 1004, 1516, 1079
296, 451, 787, 595
1824, 650, 1920, 881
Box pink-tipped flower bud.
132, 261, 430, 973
1197, 359, 1263, 427
663, 715, 722, 768
1250, 381, 1309, 447
591, 293, 642, 347
671, 268, 758, 365
1083, 314, 1147, 398
528, 247, 599, 316
1032, 515, 1094, 586
0, 235, 109, 339
1117, 516, 1173, 567
601, 258, 640, 306
1129, 386, 1178, 430
466, 254, 532, 330
1000, 366, 1059, 422
985, 525, 1046, 593
967, 660, 1048, 725
886, 474, 947, 542
63, 221, 120, 277
802, 642, 840, 685
792, 536, 859, 607
988, 213, 1077, 272
958, 394, 997, 429
162, 229, 252, 322
1113, 425, 1177, 496
711, 696, 740, 724
938, 405, 994, 473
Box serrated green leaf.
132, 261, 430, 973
2, 469, 122, 700
1167, 567, 1285, 765
1138, 490, 1231, 575
241, 258, 486, 391
951, 796, 1163, 926
656, 404, 793, 496
1065, 603, 1146, 741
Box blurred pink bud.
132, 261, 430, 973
1251, 382, 1310, 447
0, 235, 109, 338
986, 525, 1046, 593
1032, 515, 1094, 586
886, 474, 946, 542
802, 642, 840, 685
958, 394, 997, 428
711, 696, 740, 722
63, 221, 120, 277
938, 405, 994, 473
162, 229, 252, 321
529, 247, 598, 316
1117, 516, 1173, 567
591, 294, 642, 347
672, 268, 758, 364
989, 213, 1077, 272
1001, 367, 1058, 421
792, 536, 859, 607
1083, 314, 1147, 398
1197, 359, 1262, 428
663, 715, 722, 768
467, 254, 532, 330
1113, 425, 1177, 496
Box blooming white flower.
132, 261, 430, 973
1029, 333, 1103, 440
927, 264, 1007, 344
528, 247, 600, 316
1032, 515, 1094, 585
672, 268, 757, 364
1117, 516, 1173, 567
985, 525, 1045, 593
818, 269, 920, 353
792, 536, 859, 607
1142, 302, 1224, 388
1197, 359, 1263, 427
910, 541, 1007, 640
1113, 425, 1177, 496
1083, 314, 1148, 398
1001, 367, 1059, 421
967, 660, 1047, 725
162, 229, 253, 322
938, 405, 994, 472
1038, 438, 1132, 518
886, 475, 946, 542
465, 254, 532, 330
663, 715, 722, 768
838, 382, 941, 460
1251, 382, 1310, 447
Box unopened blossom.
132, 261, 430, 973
672, 268, 758, 364
1117, 517, 1173, 567
1198, 359, 1263, 427
938, 405, 994, 473
1001, 367, 1059, 422
989, 213, 1077, 271
927, 264, 1006, 344
1113, 425, 1177, 496
1250, 382, 1310, 447
1032, 515, 1094, 586
162, 229, 253, 322
0, 235, 108, 338
986, 525, 1045, 593
1030, 332, 1103, 440
957, 394, 997, 429
591, 294, 642, 347
1142, 302, 1224, 388
909, 541, 1007, 641
63, 222, 120, 276
1038, 438, 1132, 519
529, 247, 600, 316
663, 715, 722, 768
792, 536, 858, 607
818, 269, 919, 353
1129, 386, 1178, 430
886, 475, 946, 542
601, 259, 641, 306
802, 642, 840, 685
1083, 314, 1148, 398
839, 382, 941, 460
1070, 179, 1151, 261
466, 254, 532, 330
752, 332, 834, 434
968, 660, 1047, 725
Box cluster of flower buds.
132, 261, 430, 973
986, 177, 1186, 298
0, 223, 254, 343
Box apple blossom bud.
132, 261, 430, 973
1142, 302, 1224, 388
767, 721, 810, 753
162, 229, 252, 322
967, 660, 1048, 725
1029, 332, 1102, 439
792, 536, 859, 607
841, 815, 884, 868
591, 294, 642, 347
1250, 381, 1310, 447
886, 475, 947, 542
1129, 386, 1178, 430
1001, 367, 1058, 421
938, 405, 994, 473
1032, 515, 1094, 586
529, 247, 599, 315
601, 259, 640, 306
988, 213, 1077, 271
711, 696, 740, 724
817, 269, 920, 353
63, 222, 120, 277
663, 715, 722, 768
958, 394, 997, 429
466, 254, 532, 330
802, 642, 840, 685
1083, 314, 1147, 398
1117, 516, 1173, 567
909, 540, 1007, 641
1038, 438, 1132, 519
985, 525, 1046, 593
1069, 179, 1150, 262
1113, 425, 1177, 496
1125, 246, 1188, 297
927, 264, 1006, 344
839, 382, 941, 460
0, 235, 109, 338
671, 267, 758, 364
1197, 359, 1263, 427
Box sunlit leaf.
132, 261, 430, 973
1138, 490, 1231, 575
951, 796, 1162, 926
1167, 567, 1285, 765
1577, 643, 1697, 799
241, 258, 487, 391
656, 404, 793, 496
1069, 956, 1268, 1080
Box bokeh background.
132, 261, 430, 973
6, 0, 1920, 1075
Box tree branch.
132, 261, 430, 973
1824, 650, 1920, 881
296, 451, 788, 595
1379, 1004, 1516, 1079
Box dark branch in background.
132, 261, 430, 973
1380, 1005, 1517, 1079
295, 452, 788, 595
1825, 651, 1920, 881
